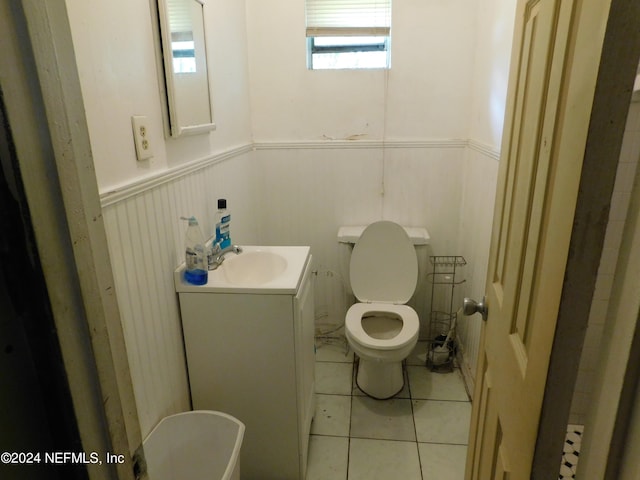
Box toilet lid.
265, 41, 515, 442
350, 221, 418, 303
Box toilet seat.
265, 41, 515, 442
346, 303, 419, 351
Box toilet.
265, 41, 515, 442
339, 221, 426, 399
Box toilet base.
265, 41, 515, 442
355, 358, 405, 400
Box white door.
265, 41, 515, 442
465, 0, 613, 478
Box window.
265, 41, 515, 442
305, 0, 391, 70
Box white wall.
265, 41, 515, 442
66, 0, 253, 192
456, 0, 516, 383
246, 0, 475, 142
65, 0, 166, 190
65, 0, 255, 437
467, 0, 517, 148
243, 0, 482, 332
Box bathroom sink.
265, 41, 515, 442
174, 245, 311, 294
222, 250, 287, 286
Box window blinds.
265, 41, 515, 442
167, 0, 193, 33
305, 0, 391, 37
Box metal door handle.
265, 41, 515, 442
463, 296, 488, 321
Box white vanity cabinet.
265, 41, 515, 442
175, 249, 315, 480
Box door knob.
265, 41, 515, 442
463, 296, 488, 321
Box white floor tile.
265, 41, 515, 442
418, 443, 467, 479
408, 367, 469, 401
567, 424, 584, 434
559, 463, 574, 478
413, 400, 472, 445
316, 362, 353, 395
348, 438, 422, 480
306, 435, 348, 480
350, 396, 416, 441
311, 394, 351, 437
308, 342, 479, 480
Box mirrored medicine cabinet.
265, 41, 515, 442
156, 0, 215, 137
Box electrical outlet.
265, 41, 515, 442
131, 115, 153, 161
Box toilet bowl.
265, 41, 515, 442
342, 221, 421, 399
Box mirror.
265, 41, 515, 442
157, 0, 215, 137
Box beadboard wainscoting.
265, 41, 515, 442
251, 139, 499, 389
456, 141, 500, 395
100, 139, 499, 436
100, 145, 258, 437
252, 140, 467, 337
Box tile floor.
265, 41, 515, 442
306, 340, 471, 480
307, 338, 583, 480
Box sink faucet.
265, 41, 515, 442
208, 242, 242, 270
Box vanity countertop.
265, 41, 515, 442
174, 245, 311, 295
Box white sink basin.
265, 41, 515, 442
175, 246, 311, 294
222, 250, 287, 286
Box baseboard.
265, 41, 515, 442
456, 344, 476, 401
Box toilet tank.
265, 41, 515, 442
337, 225, 430, 296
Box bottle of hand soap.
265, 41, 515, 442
181, 216, 208, 285
215, 199, 231, 249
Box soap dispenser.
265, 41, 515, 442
181, 216, 208, 285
